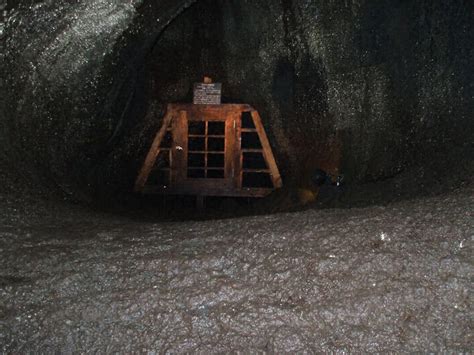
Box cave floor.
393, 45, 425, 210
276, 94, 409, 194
1, 187, 472, 352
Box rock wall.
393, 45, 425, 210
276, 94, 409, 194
2, 0, 194, 197
2, 0, 472, 199
150, 0, 473, 185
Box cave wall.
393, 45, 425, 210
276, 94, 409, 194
150, 0, 473, 185
2, 0, 472, 199
2, 0, 195, 197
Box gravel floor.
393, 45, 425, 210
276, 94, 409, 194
1, 187, 472, 352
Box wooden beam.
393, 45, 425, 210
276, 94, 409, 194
142, 185, 274, 198
171, 110, 188, 183
234, 111, 243, 189
196, 195, 205, 210
168, 103, 253, 116
250, 110, 283, 189
134, 106, 174, 192
226, 112, 238, 186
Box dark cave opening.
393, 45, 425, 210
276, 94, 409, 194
2, 0, 473, 219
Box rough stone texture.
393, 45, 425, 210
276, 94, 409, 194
2, 0, 473, 199
1, 187, 472, 352
2, 0, 194, 198
150, 0, 473, 184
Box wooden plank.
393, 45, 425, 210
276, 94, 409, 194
225, 113, 236, 185
204, 121, 208, 177
242, 169, 271, 173
169, 104, 253, 116
188, 134, 225, 138
196, 195, 205, 210
142, 185, 273, 198
234, 111, 243, 189
134, 106, 174, 192
251, 110, 283, 189
171, 110, 188, 183
188, 167, 224, 171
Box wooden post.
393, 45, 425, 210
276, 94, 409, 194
134, 106, 174, 192
251, 110, 283, 189
196, 195, 205, 211
171, 110, 188, 183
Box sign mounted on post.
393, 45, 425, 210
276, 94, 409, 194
193, 77, 222, 105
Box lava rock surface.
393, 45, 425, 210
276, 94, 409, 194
1, 187, 472, 352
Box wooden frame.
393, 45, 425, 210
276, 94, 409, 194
135, 104, 282, 198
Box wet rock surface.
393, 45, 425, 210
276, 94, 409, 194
1, 187, 472, 352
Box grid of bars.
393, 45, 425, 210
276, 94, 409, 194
187, 120, 225, 179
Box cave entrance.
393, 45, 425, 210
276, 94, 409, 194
135, 103, 282, 201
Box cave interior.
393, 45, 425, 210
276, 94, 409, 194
2, 0, 472, 218
1, 0, 473, 352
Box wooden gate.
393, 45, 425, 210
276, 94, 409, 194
135, 104, 282, 197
